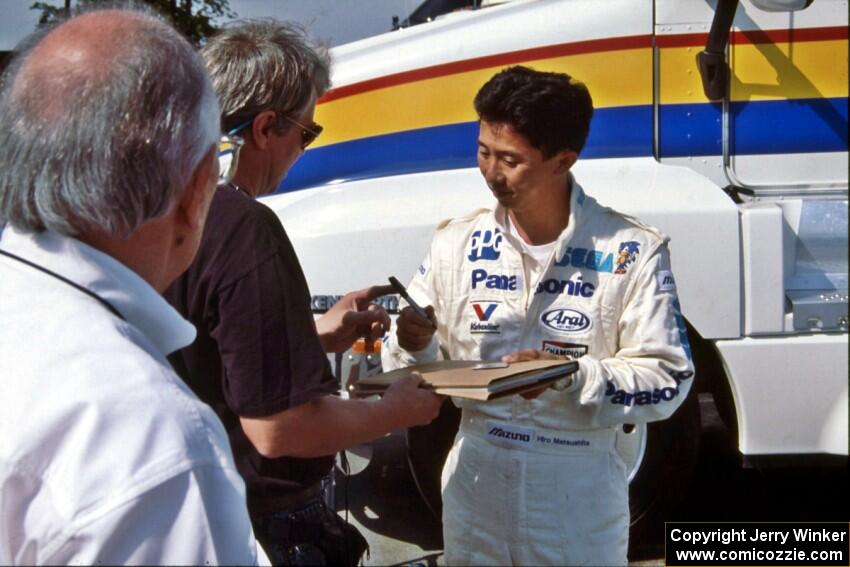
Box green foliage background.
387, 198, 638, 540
31, 0, 236, 44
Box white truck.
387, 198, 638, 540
261, 0, 848, 544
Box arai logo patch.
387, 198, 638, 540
541, 308, 592, 333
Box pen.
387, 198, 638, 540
388, 276, 437, 329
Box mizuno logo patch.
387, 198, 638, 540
485, 420, 535, 449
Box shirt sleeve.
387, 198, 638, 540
565, 242, 695, 427
211, 246, 338, 418
382, 242, 445, 370
44, 465, 269, 566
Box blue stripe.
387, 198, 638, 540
279, 105, 652, 192
279, 97, 847, 193
658, 97, 848, 157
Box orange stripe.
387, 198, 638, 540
320, 34, 652, 103
655, 25, 847, 48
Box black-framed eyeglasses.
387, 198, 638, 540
229, 112, 323, 150
217, 133, 245, 186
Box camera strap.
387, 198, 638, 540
0, 248, 125, 321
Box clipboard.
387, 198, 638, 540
350, 359, 578, 401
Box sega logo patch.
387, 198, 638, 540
555, 247, 614, 272
540, 308, 592, 333
542, 340, 588, 358
471, 268, 518, 291
468, 228, 502, 261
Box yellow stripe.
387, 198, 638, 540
314, 48, 651, 147
659, 39, 848, 104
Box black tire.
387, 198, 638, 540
405, 398, 461, 522
627, 389, 701, 549
405, 390, 701, 551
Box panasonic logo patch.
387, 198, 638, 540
471, 269, 519, 291
541, 308, 592, 333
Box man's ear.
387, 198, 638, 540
553, 150, 578, 175
246, 110, 278, 150
176, 144, 217, 232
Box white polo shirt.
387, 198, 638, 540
0, 226, 267, 565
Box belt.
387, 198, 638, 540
252, 481, 324, 516
460, 410, 617, 456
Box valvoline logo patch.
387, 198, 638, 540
472, 302, 498, 321
468, 228, 502, 261
541, 308, 592, 333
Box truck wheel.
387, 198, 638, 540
405, 398, 461, 522
406, 390, 701, 550
625, 390, 701, 549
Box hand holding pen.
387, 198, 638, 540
389, 276, 438, 351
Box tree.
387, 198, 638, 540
31, 0, 236, 44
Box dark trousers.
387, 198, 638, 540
254, 496, 368, 566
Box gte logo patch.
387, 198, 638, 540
471, 269, 518, 291
472, 302, 498, 321
542, 341, 588, 359
468, 228, 502, 261
541, 308, 592, 333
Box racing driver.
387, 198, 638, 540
382, 65, 695, 565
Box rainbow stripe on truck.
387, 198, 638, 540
281, 23, 847, 191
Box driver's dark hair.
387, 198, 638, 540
474, 65, 594, 158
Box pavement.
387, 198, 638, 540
332, 431, 666, 567
331, 394, 848, 566
333, 432, 444, 566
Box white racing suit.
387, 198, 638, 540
383, 181, 694, 566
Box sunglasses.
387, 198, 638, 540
281, 114, 324, 150
229, 112, 323, 151
217, 133, 245, 186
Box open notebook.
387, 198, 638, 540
350, 359, 578, 401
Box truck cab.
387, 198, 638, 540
260, 0, 848, 543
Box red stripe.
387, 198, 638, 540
655, 25, 847, 48
472, 304, 486, 320
321, 26, 847, 104
320, 34, 652, 103
319, 26, 848, 103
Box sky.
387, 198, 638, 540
0, 0, 422, 50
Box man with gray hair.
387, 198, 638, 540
165, 20, 442, 565
0, 9, 266, 565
